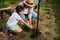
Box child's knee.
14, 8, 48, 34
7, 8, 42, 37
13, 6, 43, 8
15, 28, 22, 33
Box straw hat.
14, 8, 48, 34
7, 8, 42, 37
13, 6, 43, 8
24, 0, 34, 7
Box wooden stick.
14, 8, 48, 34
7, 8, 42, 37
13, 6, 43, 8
36, 0, 40, 38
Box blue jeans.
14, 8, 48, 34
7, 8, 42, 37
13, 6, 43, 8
20, 12, 37, 19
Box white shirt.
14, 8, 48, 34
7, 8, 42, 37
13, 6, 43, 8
7, 12, 22, 25
18, 1, 34, 18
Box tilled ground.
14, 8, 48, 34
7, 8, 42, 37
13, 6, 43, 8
0, 0, 59, 40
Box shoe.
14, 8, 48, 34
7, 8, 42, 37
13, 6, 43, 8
0, 28, 2, 32
6, 30, 13, 36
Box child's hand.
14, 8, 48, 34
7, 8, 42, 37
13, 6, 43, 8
26, 21, 29, 24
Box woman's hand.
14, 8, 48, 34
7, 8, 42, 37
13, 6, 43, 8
28, 24, 33, 29
29, 24, 35, 29
26, 20, 34, 29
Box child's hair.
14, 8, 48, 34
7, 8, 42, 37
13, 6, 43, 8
16, 5, 24, 13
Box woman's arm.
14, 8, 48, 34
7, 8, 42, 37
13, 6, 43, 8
28, 7, 34, 25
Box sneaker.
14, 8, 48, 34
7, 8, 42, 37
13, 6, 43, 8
0, 28, 2, 32
6, 30, 13, 36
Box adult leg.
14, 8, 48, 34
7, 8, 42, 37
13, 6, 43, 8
20, 14, 26, 20
32, 12, 37, 19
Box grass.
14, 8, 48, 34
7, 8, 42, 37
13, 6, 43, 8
0, 24, 2, 29
53, 36, 60, 40
32, 20, 36, 24
52, 0, 60, 23
51, 0, 60, 36
40, 0, 47, 15
55, 27, 60, 34
0, 0, 20, 8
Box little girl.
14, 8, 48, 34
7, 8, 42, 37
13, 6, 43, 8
7, 5, 33, 33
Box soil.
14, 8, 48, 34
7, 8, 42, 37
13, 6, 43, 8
0, 0, 60, 40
